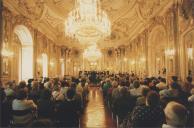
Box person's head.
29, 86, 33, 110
186, 76, 192, 83
164, 101, 187, 127
170, 82, 180, 90
171, 76, 178, 82
120, 87, 129, 97
81, 78, 86, 84
190, 88, 194, 95
146, 91, 160, 107
28, 79, 33, 84
120, 80, 126, 87
32, 81, 39, 90
133, 80, 140, 89
16, 89, 27, 100
61, 80, 69, 87
161, 78, 166, 83
142, 87, 151, 97
46, 78, 50, 82
40, 89, 51, 100
112, 81, 118, 88
18, 81, 27, 89
66, 88, 75, 100
5, 81, 13, 88
70, 82, 76, 89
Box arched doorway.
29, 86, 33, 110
148, 26, 167, 77
14, 25, 33, 81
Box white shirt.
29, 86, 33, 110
188, 95, 194, 102
12, 99, 37, 110
156, 82, 167, 90
162, 124, 182, 128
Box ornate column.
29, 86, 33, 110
144, 30, 149, 77
171, 3, 181, 78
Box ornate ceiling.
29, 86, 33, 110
3, 0, 174, 49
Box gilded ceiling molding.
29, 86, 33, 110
180, 0, 194, 19
3, 0, 175, 49
17, 0, 45, 20
136, 0, 171, 21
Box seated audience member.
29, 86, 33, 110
130, 91, 165, 127
12, 89, 37, 126
156, 78, 167, 90
80, 78, 89, 105
102, 78, 112, 99
130, 80, 142, 97
160, 81, 180, 99
111, 81, 120, 111
55, 88, 81, 127
44, 79, 51, 90
60, 80, 69, 97
107, 79, 118, 106
27, 79, 34, 91
52, 85, 62, 101
163, 101, 187, 128
4, 81, 15, 98
4, 81, 15, 105
188, 88, 194, 102
37, 89, 54, 119
183, 76, 193, 94
18, 81, 27, 89
28, 80, 39, 104
171, 76, 182, 90
149, 79, 158, 91
136, 87, 151, 106
114, 87, 136, 122
1, 88, 11, 127
76, 80, 83, 99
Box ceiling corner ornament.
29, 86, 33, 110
65, 0, 111, 44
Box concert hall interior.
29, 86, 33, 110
1, 0, 194, 128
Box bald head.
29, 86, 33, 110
164, 102, 187, 127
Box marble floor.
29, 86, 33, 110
80, 87, 116, 128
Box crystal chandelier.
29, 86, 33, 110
83, 44, 102, 62
65, 0, 111, 43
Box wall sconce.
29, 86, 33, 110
156, 58, 160, 61
67, 58, 71, 62
130, 60, 135, 65
140, 57, 146, 63
1, 42, 13, 57
124, 57, 127, 62
165, 48, 175, 59
90, 62, 97, 66
60, 58, 64, 63
187, 48, 193, 60
50, 61, 54, 67
37, 58, 42, 64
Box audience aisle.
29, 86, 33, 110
80, 87, 116, 128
